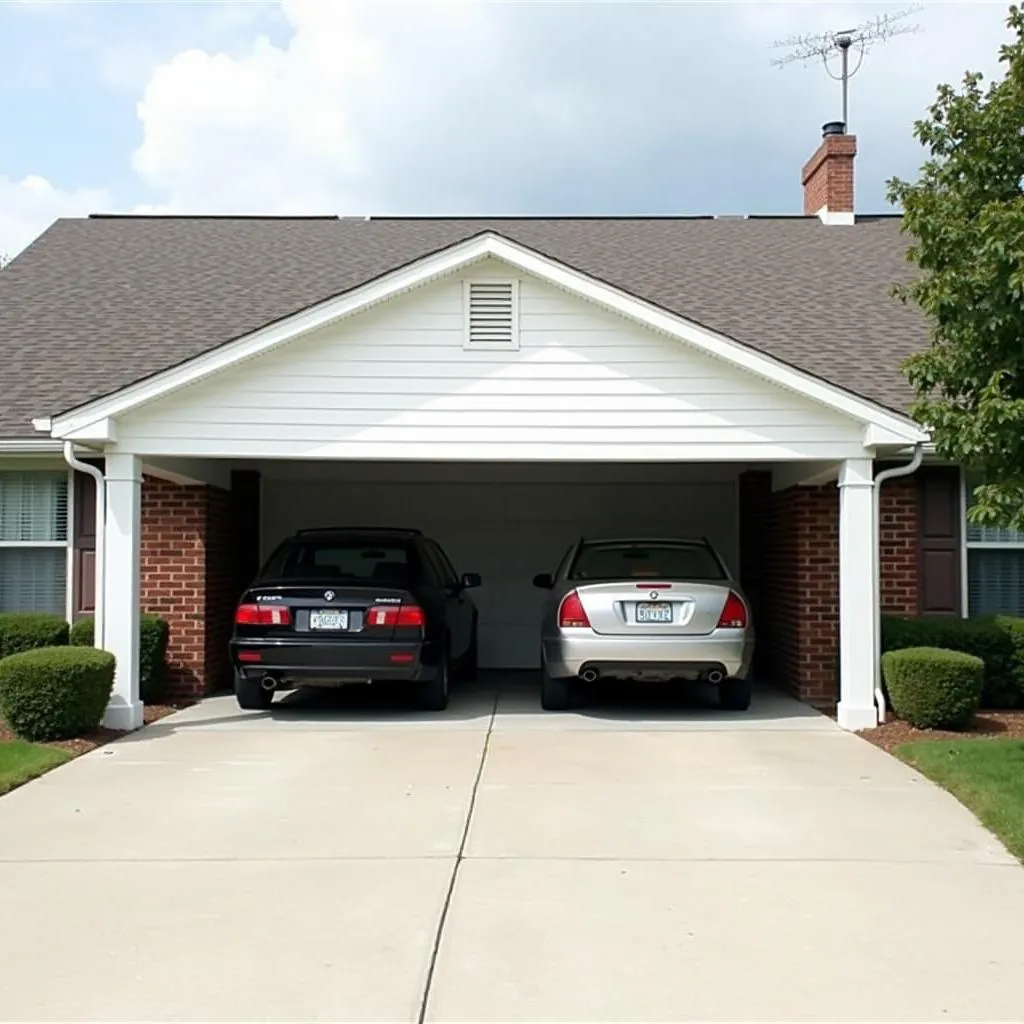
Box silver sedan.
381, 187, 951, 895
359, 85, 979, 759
533, 537, 755, 711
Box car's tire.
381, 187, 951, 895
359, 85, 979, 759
540, 664, 573, 711
417, 648, 450, 711
455, 622, 479, 681
719, 677, 752, 711
235, 672, 273, 711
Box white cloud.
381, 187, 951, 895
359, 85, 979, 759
1, 0, 1017, 260
127, 0, 1014, 218
0, 174, 111, 260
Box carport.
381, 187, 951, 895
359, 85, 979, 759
37, 232, 927, 731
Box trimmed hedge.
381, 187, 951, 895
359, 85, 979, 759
70, 614, 169, 703
881, 615, 1023, 708
0, 646, 115, 741
0, 613, 69, 659
881, 646, 984, 730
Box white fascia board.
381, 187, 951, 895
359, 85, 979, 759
65, 418, 118, 444
48, 230, 923, 442
863, 422, 930, 447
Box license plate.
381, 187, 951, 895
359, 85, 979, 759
310, 610, 348, 631
636, 602, 672, 624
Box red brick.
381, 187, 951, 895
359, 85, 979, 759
140, 477, 237, 700
739, 466, 919, 707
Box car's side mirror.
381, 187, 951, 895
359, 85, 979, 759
461, 572, 482, 589
532, 573, 554, 589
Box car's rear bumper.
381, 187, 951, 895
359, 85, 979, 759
542, 629, 754, 681
229, 638, 433, 684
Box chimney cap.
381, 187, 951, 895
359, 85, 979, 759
822, 120, 847, 138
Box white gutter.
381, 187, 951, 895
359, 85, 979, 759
0, 439, 64, 453
62, 442, 105, 649
872, 443, 924, 724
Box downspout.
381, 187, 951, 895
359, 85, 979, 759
62, 443, 105, 650
872, 443, 924, 724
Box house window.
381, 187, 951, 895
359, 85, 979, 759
463, 280, 519, 350
0, 471, 69, 615
963, 472, 1024, 616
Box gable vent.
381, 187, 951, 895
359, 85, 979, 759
465, 280, 518, 349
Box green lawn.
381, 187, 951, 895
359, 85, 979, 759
0, 740, 71, 796
897, 739, 1024, 862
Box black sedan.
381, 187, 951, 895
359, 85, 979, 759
229, 527, 480, 711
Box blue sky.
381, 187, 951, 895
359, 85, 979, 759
0, 0, 1013, 258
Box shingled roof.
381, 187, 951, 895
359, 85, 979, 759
0, 214, 927, 439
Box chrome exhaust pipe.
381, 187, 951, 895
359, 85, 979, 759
260, 675, 277, 692
580, 668, 599, 683
707, 670, 725, 684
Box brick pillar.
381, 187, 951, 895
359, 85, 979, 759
140, 477, 237, 699
879, 477, 918, 616
762, 484, 840, 706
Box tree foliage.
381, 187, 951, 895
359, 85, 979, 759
888, 4, 1024, 529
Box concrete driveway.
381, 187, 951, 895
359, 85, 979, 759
1, 675, 1023, 1023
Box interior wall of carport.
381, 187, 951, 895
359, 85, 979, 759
738, 468, 920, 706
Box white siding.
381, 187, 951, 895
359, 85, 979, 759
116, 258, 867, 461
261, 462, 738, 669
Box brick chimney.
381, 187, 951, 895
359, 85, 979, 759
802, 120, 857, 224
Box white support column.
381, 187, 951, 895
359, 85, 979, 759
102, 452, 144, 731
837, 457, 879, 731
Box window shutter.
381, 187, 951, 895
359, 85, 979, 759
916, 467, 961, 615
465, 281, 517, 348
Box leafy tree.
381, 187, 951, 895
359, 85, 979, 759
888, 4, 1024, 528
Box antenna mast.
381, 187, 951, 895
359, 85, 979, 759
770, 6, 922, 130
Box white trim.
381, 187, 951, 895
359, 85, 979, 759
65, 418, 117, 444
43, 232, 928, 444
0, 540, 67, 549
816, 206, 856, 227
964, 541, 1024, 551
65, 467, 75, 624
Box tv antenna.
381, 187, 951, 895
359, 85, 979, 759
770, 6, 922, 130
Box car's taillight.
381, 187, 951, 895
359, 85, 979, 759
716, 592, 748, 629
367, 604, 426, 628
557, 591, 591, 628
235, 603, 292, 626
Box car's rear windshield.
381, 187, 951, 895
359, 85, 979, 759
568, 542, 726, 582
261, 539, 416, 586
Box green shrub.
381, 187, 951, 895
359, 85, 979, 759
0, 646, 115, 741
70, 614, 169, 703
881, 615, 1020, 708
0, 613, 69, 659
881, 646, 984, 730
994, 616, 1024, 707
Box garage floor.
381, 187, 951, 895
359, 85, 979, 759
1, 675, 1023, 1022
